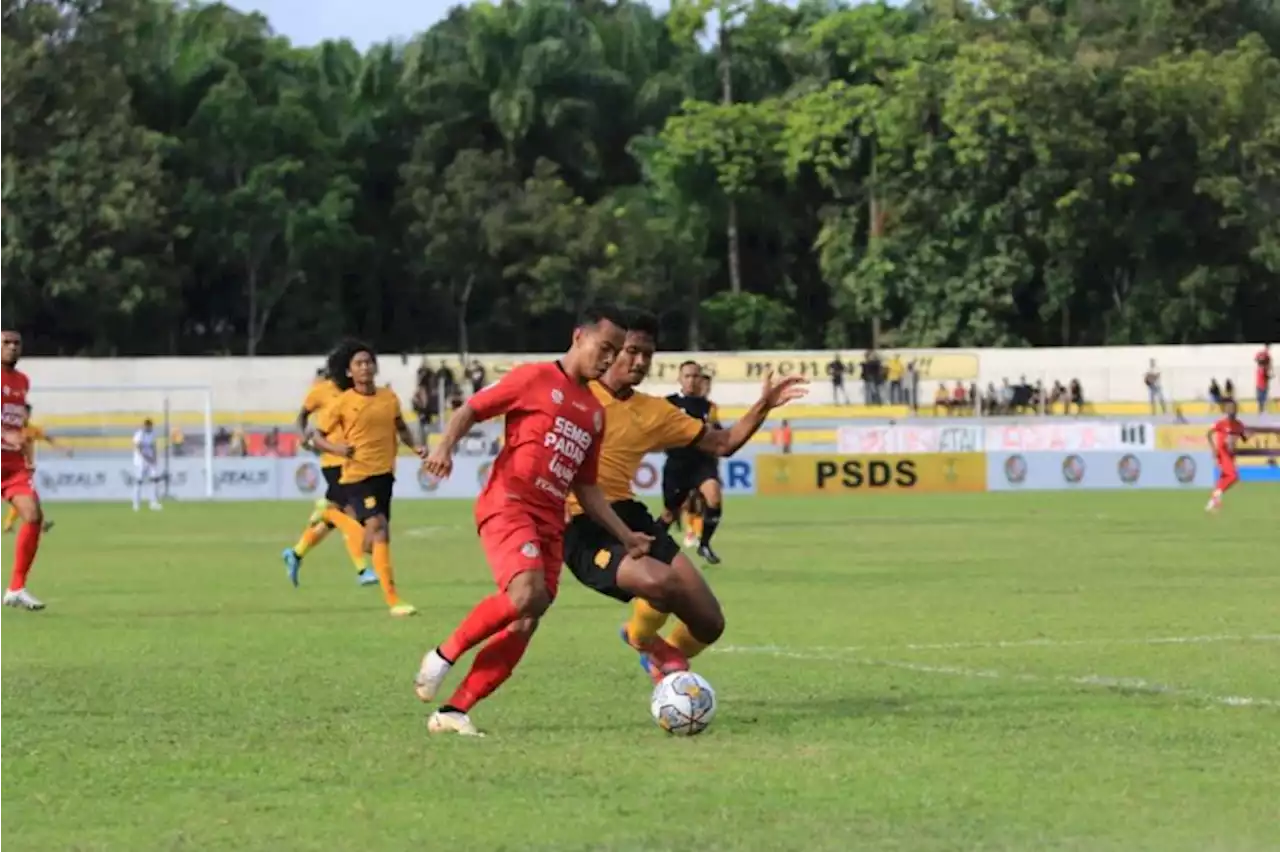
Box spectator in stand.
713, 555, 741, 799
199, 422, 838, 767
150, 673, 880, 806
968, 382, 979, 416
1256, 343, 1273, 412
934, 382, 950, 415
1067, 378, 1084, 416
468, 359, 487, 395
827, 354, 850, 405
229, 427, 247, 457
1144, 359, 1167, 415
412, 363, 435, 442
1048, 380, 1067, 415
982, 382, 998, 416
170, 425, 186, 457
772, 420, 793, 454
861, 350, 883, 405
999, 379, 1014, 415
905, 360, 920, 411
951, 382, 966, 414
1209, 378, 1223, 406
886, 354, 905, 404
437, 360, 458, 399
1223, 378, 1235, 403
264, 427, 280, 457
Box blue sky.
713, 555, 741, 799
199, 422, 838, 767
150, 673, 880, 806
233, 0, 675, 48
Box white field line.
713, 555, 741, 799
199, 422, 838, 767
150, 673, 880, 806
713, 642, 1280, 709
718, 634, 1280, 655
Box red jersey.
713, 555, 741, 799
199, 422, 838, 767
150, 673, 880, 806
1211, 417, 1247, 457
1257, 350, 1273, 391
1, 366, 31, 471
469, 361, 604, 534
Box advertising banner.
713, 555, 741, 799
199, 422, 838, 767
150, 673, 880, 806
984, 422, 1154, 452
34, 454, 758, 502
755, 453, 986, 496
986, 451, 1216, 491
836, 424, 984, 455
1157, 424, 1280, 467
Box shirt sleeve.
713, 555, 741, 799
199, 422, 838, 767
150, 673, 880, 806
576, 414, 603, 486
314, 397, 343, 436
468, 364, 536, 421
302, 384, 326, 413
651, 396, 707, 450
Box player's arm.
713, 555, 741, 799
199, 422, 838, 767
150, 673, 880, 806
570, 433, 650, 557
36, 429, 72, 457
694, 372, 808, 457
310, 405, 351, 459
435, 365, 529, 455
395, 413, 424, 457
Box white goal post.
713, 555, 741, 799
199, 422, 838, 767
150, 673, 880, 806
30, 384, 216, 499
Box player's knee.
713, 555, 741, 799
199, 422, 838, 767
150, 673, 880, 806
695, 606, 726, 645
506, 572, 552, 618
364, 517, 388, 541
631, 559, 683, 606
509, 616, 540, 637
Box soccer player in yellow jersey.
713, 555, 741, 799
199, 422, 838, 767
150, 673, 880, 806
3, 405, 65, 534
282, 364, 378, 587
311, 339, 424, 617
562, 312, 807, 681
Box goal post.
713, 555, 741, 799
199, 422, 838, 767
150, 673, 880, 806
31, 385, 216, 500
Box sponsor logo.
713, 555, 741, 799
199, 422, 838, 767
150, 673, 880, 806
1173, 455, 1197, 484
214, 469, 269, 488
521, 542, 540, 559
550, 388, 564, 405
1117, 454, 1141, 484
295, 463, 320, 493
1004, 454, 1027, 484
1062, 454, 1086, 484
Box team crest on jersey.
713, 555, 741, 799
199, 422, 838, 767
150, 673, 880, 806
521, 542, 540, 559
593, 411, 603, 432
551, 388, 565, 405
594, 549, 611, 569
364, 496, 377, 509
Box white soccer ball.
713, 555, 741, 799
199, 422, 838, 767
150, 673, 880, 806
650, 671, 717, 736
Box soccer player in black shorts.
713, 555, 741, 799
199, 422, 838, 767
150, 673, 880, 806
661, 362, 727, 563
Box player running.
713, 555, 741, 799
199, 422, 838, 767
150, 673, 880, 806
2, 330, 49, 611
412, 306, 653, 736
661, 363, 728, 562
281, 362, 378, 587
1205, 399, 1279, 512
132, 419, 165, 512
2, 404, 67, 534
310, 340, 422, 616
562, 313, 805, 684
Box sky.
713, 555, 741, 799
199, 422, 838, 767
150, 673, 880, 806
232, 0, 674, 49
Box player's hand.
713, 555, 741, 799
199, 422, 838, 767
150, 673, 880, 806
622, 530, 653, 559
759, 370, 809, 410
413, 444, 428, 459
423, 445, 453, 479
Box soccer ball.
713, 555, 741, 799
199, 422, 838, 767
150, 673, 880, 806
650, 671, 717, 736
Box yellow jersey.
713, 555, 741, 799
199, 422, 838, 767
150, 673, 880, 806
316, 387, 402, 484
22, 423, 47, 468
302, 379, 345, 468
566, 382, 705, 515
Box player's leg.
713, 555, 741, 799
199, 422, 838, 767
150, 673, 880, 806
3, 503, 18, 533
357, 474, 413, 615
658, 464, 687, 531
148, 465, 163, 509
682, 491, 703, 549
1207, 456, 1239, 511
415, 516, 556, 714
695, 472, 724, 563
132, 465, 144, 511
3, 474, 46, 610
618, 551, 725, 668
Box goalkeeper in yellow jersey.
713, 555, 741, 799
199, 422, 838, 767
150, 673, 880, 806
3, 405, 65, 534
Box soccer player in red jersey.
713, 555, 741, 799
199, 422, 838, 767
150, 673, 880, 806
2, 330, 48, 610
1256, 343, 1273, 413
1205, 399, 1280, 512
413, 306, 655, 736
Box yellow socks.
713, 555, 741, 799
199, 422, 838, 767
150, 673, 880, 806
371, 541, 400, 606
627, 599, 670, 645
684, 512, 703, 539
322, 508, 369, 573
667, 621, 710, 659
293, 521, 329, 558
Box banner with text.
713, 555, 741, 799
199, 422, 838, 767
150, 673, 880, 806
986, 451, 1215, 491
984, 422, 1154, 452
33, 455, 758, 502
1157, 424, 1280, 466
836, 424, 984, 455
755, 453, 986, 496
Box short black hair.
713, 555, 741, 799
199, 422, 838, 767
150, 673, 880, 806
679, 359, 700, 372
577, 303, 629, 331
327, 338, 376, 390
625, 310, 660, 344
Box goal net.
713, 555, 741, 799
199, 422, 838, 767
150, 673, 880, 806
30, 385, 215, 500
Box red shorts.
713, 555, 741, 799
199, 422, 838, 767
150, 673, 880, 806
1217, 454, 1238, 478
478, 512, 564, 599
1, 466, 35, 502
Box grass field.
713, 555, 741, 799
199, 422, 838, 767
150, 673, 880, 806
3, 491, 1278, 852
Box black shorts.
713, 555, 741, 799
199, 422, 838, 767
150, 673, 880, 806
564, 499, 682, 603
322, 465, 346, 505
343, 473, 394, 523
662, 459, 720, 514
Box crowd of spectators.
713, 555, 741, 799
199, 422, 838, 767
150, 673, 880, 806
933, 378, 1086, 417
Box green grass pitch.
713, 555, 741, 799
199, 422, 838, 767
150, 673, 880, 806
3, 491, 1278, 852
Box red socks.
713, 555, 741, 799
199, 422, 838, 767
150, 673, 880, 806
439, 592, 519, 662
8, 521, 41, 592
445, 627, 534, 712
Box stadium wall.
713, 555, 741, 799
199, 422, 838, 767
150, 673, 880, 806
20, 343, 1269, 413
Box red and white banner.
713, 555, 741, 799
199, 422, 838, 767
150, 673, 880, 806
983, 422, 1153, 452
836, 425, 984, 455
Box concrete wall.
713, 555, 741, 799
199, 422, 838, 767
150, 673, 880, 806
19, 343, 1269, 413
